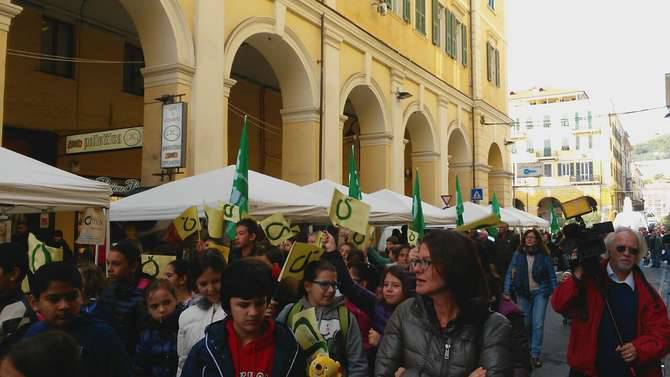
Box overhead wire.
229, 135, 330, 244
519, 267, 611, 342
484, 106, 667, 126
7, 48, 143, 64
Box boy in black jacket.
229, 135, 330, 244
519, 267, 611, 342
181, 259, 307, 377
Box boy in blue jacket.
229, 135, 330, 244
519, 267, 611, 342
24, 262, 132, 377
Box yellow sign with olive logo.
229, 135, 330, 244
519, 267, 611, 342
260, 213, 299, 246
349, 225, 375, 250
221, 203, 241, 223
141, 254, 176, 278
328, 190, 370, 235
173, 206, 201, 240
407, 229, 419, 247
278, 242, 324, 282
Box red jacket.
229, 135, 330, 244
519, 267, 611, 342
226, 319, 275, 377
551, 264, 670, 377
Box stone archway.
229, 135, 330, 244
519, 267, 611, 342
537, 197, 562, 221
487, 143, 505, 204
514, 198, 525, 211
224, 18, 319, 185
340, 76, 390, 192
447, 126, 470, 201
403, 105, 439, 205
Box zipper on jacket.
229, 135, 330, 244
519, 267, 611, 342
444, 343, 451, 360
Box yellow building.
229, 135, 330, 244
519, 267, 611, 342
0, 0, 511, 242
509, 88, 631, 222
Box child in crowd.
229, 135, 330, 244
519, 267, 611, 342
181, 259, 307, 377
277, 259, 369, 377
77, 262, 107, 314
389, 245, 411, 269
164, 259, 193, 306
94, 239, 150, 358
135, 279, 185, 377
177, 250, 226, 374
25, 262, 132, 377
0, 242, 36, 357
1, 331, 83, 377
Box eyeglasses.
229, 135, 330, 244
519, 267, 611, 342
312, 280, 339, 290
409, 258, 432, 270
615, 245, 639, 256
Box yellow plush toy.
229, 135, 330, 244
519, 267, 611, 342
309, 355, 342, 377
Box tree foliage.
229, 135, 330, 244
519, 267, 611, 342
633, 133, 670, 161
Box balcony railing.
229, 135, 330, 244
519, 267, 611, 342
569, 175, 601, 183
536, 151, 558, 159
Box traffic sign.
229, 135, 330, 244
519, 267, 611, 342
471, 188, 484, 202
440, 194, 452, 209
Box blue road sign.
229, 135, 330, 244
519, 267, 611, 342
471, 188, 483, 202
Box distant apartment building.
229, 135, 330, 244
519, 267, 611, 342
508, 88, 633, 221
643, 181, 670, 222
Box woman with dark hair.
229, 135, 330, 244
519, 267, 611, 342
376, 229, 511, 377
503, 228, 557, 368
176, 250, 227, 375
78, 262, 107, 314
277, 259, 368, 377
164, 259, 192, 306
1, 330, 84, 377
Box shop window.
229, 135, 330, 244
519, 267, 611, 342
123, 43, 144, 96
40, 17, 74, 78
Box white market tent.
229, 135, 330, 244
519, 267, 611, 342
367, 189, 455, 225
504, 207, 549, 228
303, 180, 413, 224
0, 147, 112, 213
443, 201, 491, 224
110, 166, 327, 222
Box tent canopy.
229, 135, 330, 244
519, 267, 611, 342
443, 201, 491, 224
504, 207, 549, 227
367, 189, 455, 225
110, 166, 326, 222
303, 180, 413, 224
0, 147, 111, 213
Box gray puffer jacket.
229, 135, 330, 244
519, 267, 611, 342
375, 296, 512, 377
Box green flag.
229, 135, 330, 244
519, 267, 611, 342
550, 205, 560, 235
348, 145, 362, 200
225, 116, 250, 240
411, 170, 425, 238
488, 192, 501, 237
455, 176, 464, 226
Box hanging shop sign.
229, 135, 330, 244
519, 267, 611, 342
65, 127, 143, 154
94, 177, 141, 196
76, 208, 106, 245
160, 102, 188, 169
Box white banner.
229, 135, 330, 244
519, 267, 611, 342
66, 127, 143, 154
76, 208, 106, 245
160, 102, 187, 168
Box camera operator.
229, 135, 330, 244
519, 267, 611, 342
551, 227, 670, 377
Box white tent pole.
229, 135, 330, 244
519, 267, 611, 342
105, 208, 110, 272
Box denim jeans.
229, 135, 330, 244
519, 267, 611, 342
517, 290, 549, 358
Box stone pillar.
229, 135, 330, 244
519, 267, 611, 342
140, 64, 195, 186
190, 0, 226, 175
449, 163, 473, 201
0, 1, 21, 145
359, 131, 392, 192
412, 152, 440, 206
281, 107, 320, 185
321, 24, 343, 183
389, 69, 406, 193
437, 96, 450, 198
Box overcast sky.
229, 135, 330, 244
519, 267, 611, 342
506, 0, 670, 144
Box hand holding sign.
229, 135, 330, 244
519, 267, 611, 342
328, 190, 370, 235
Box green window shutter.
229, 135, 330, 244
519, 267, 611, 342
486, 43, 491, 81
495, 48, 500, 87
431, 0, 439, 45
416, 0, 425, 34
451, 13, 461, 59
587, 111, 593, 129
403, 0, 411, 22
574, 112, 580, 129
445, 9, 452, 55
461, 23, 467, 66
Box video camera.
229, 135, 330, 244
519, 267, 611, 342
559, 196, 614, 275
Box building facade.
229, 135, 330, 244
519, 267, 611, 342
643, 181, 670, 224
0, 0, 511, 242
509, 88, 633, 222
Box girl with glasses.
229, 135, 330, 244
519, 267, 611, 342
277, 259, 368, 377
503, 228, 558, 369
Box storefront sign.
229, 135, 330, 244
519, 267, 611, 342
160, 102, 187, 168
95, 177, 141, 195
66, 127, 143, 154
517, 162, 543, 178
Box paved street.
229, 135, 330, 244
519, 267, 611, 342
533, 264, 669, 376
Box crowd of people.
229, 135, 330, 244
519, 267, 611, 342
0, 218, 669, 377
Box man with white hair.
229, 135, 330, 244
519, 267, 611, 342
552, 227, 670, 377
